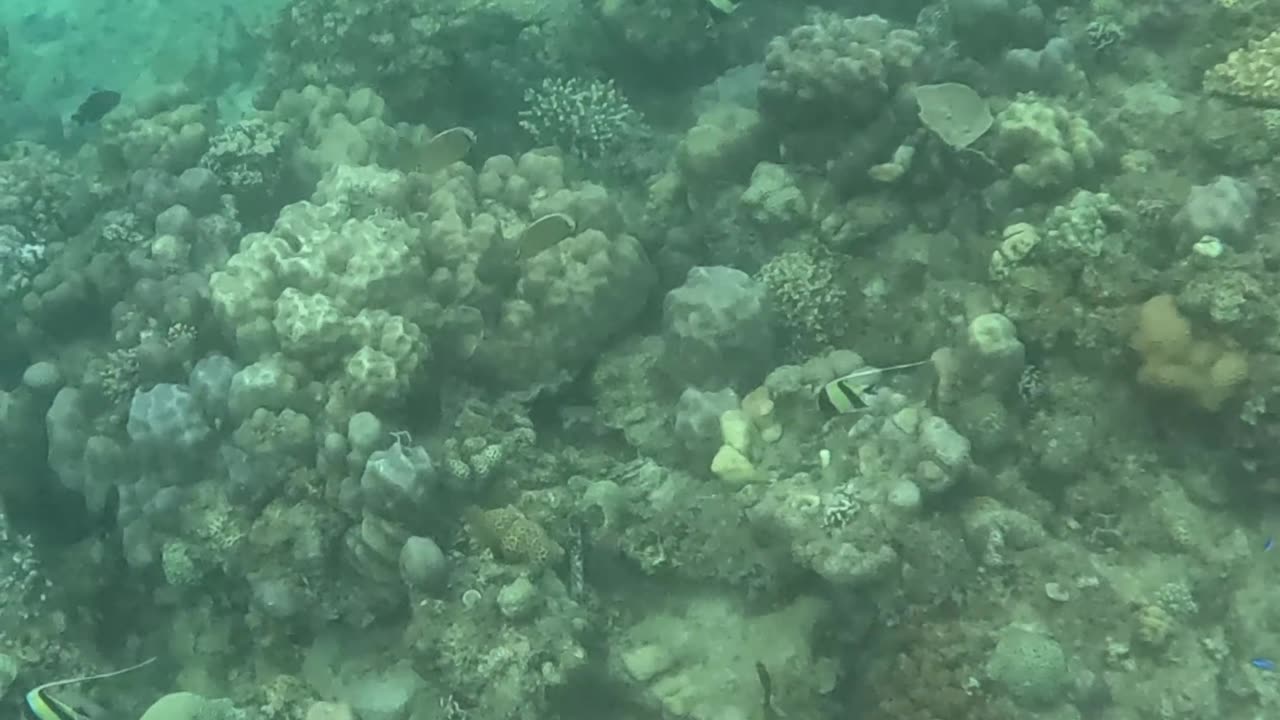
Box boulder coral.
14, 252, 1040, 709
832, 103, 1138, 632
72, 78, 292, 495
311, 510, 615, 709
990, 94, 1103, 193
1130, 294, 1249, 411
758, 13, 922, 130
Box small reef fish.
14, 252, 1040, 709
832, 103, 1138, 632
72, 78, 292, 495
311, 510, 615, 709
24, 657, 156, 720
816, 359, 932, 416
71, 90, 121, 125
755, 661, 778, 720
519, 213, 576, 259
1251, 658, 1275, 671
420, 126, 476, 174
1265, 536, 1274, 551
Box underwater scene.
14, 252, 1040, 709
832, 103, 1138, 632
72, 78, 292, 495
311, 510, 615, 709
3, 0, 1280, 718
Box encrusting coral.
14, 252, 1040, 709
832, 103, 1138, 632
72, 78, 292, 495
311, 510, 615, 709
1130, 294, 1249, 411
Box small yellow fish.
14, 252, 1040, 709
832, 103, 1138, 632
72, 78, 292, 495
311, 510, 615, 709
24, 657, 156, 720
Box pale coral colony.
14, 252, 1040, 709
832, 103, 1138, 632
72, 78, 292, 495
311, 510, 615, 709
3, 0, 1280, 719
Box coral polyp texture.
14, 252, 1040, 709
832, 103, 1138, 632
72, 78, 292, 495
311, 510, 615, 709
758, 13, 923, 129
1205, 30, 1280, 106
990, 94, 1104, 192
211, 146, 653, 413
518, 77, 644, 163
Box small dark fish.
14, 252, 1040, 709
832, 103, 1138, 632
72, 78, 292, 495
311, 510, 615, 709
1251, 658, 1275, 671
71, 90, 121, 125
755, 661, 778, 720
1265, 536, 1274, 551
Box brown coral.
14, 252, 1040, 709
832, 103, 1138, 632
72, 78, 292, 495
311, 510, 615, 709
1130, 294, 1248, 411
861, 618, 1018, 720
465, 505, 563, 567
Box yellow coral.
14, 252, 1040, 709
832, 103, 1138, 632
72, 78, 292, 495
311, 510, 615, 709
1205, 31, 1280, 106
742, 386, 782, 443
1130, 294, 1249, 411
1131, 294, 1191, 358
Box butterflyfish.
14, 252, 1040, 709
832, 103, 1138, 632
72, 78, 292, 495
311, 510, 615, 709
519, 213, 576, 259
23, 657, 156, 720
420, 127, 476, 174
816, 359, 932, 416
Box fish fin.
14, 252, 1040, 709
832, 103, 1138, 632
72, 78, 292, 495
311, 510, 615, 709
828, 358, 932, 389
836, 359, 931, 380
817, 377, 871, 415
877, 358, 933, 373
30, 657, 156, 695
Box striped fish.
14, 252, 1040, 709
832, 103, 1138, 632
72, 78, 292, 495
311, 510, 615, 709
816, 359, 932, 416
23, 658, 155, 720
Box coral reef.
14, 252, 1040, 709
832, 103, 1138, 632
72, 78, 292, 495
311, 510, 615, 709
517, 77, 644, 165
7, 3, 1280, 720
757, 249, 848, 356
660, 265, 774, 391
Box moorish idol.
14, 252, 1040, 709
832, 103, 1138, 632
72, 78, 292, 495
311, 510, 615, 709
23, 657, 156, 720
817, 359, 932, 416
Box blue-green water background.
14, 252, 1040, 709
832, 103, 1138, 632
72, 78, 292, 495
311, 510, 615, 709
1, 0, 282, 141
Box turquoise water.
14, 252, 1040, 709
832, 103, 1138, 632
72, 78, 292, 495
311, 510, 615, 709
1, 0, 283, 140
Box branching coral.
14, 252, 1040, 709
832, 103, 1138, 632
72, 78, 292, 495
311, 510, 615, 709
757, 249, 848, 356
518, 77, 645, 165
0, 142, 86, 242
201, 118, 296, 224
